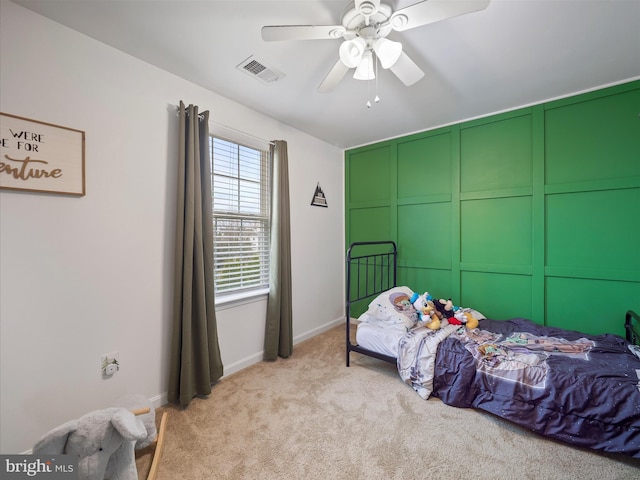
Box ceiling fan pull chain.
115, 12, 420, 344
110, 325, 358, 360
374, 53, 380, 104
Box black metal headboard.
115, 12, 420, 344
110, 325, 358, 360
345, 241, 397, 366
625, 310, 640, 345
346, 241, 397, 306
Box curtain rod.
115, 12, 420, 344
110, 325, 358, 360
175, 104, 274, 146
211, 121, 275, 146
176, 104, 206, 119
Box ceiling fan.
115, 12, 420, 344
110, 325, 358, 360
261, 0, 491, 93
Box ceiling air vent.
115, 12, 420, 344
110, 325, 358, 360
236, 56, 285, 85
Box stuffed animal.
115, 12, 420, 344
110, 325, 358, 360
452, 309, 480, 329
33, 407, 147, 480
410, 291, 424, 311
116, 395, 168, 480
114, 394, 157, 450
433, 297, 480, 329
464, 311, 480, 329
422, 306, 441, 330
434, 298, 456, 319
410, 292, 441, 330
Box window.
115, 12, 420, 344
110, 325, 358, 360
210, 136, 270, 296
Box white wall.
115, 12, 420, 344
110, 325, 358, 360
0, 0, 345, 454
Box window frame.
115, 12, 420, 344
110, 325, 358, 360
209, 133, 271, 304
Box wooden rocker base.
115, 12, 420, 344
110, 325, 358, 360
146, 411, 168, 480
132, 408, 168, 480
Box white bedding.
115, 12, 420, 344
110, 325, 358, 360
356, 320, 460, 399
356, 322, 404, 357
355, 304, 486, 359
397, 324, 459, 399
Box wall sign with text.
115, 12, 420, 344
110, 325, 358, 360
0, 113, 86, 196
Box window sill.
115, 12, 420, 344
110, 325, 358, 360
215, 288, 269, 310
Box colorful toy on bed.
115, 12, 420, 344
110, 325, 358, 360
434, 298, 456, 319
453, 309, 479, 329
410, 292, 441, 330
434, 298, 479, 329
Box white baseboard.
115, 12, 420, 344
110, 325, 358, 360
149, 392, 168, 410
293, 317, 343, 344
222, 351, 264, 378
153, 316, 343, 408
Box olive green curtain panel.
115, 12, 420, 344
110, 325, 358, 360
264, 140, 293, 361
168, 101, 223, 407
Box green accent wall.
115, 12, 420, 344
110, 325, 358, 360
345, 80, 640, 337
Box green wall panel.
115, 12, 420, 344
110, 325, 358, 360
397, 132, 451, 198
461, 196, 532, 267
349, 207, 391, 244
461, 271, 533, 320
398, 203, 451, 269
546, 188, 640, 273
546, 277, 640, 337
348, 146, 392, 204
545, 87, 640, 185
460, 113, 532, 193
398, 267, 452, 299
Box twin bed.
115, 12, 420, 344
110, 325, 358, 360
345, 241, 640, 458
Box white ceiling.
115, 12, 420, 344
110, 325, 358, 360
11, 0, 640, 149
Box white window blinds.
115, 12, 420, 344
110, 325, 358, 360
210, 136, 270, 295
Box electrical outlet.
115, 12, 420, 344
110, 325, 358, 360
101, 351, 120, 377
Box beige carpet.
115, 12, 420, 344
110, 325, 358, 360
137, 325, 640, 480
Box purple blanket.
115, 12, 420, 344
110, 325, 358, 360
432, 318, 640, 458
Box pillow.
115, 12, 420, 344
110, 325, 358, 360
463, 308, 486, 320
360, 286, 418, 331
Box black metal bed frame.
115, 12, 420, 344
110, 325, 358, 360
345, 241, 398, 367
345, 241, 640, 368
625, 310, 640, 345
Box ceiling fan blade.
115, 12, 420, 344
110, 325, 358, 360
318, 60, 350, 93
390, 0, 491, 32
389, 51, 425, 86
261, 25, 346, 41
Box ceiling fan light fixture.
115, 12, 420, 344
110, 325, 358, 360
372, 38, 402, 69
353, 50, 375, 80
339, 37, 367, 68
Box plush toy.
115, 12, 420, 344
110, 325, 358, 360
434, 298, 456, 319
433, 297, 480, 329
410, 292, 441, 330
33, 407, 147, 480
452, 309, 480, 329
115, 395, 168, 480
464, 311, 479, 329
114, 394, 157, 450
422, 306, 441, 330
410, 291, 424, 311
449, 308, 464, 325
